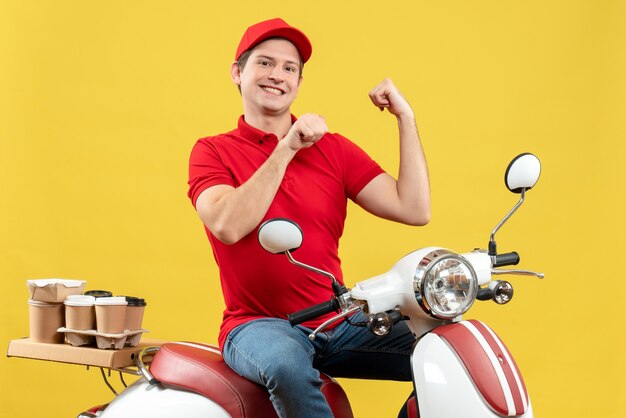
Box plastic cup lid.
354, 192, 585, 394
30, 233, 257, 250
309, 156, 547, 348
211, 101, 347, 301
64, 295, 96, 306
120, 296, 147, 307
94, 296, 128, 306
84, 290, 113, 298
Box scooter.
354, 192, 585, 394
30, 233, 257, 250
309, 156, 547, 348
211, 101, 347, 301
79, 152, 543, 418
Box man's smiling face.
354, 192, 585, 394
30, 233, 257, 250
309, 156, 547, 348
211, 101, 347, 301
232, 38, 303, 117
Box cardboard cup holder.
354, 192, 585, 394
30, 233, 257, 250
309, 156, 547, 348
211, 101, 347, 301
59, 327, 148, 349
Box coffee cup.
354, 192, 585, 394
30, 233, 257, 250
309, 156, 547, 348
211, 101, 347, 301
64, 295, 96, 330
122, 296, 147, 331
28, 300, 65, 343
94, 297, 128, 334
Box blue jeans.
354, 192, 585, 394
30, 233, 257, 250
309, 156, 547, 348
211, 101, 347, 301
222, 311, 415, 418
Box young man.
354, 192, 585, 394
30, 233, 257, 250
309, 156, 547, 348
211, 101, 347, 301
188, 18, 430, 418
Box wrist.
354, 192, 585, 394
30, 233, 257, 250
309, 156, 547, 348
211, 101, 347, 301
275, 139, 299, 158
396, 111, 416, 126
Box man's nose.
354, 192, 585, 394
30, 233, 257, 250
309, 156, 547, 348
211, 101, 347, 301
268, 66, 284, 82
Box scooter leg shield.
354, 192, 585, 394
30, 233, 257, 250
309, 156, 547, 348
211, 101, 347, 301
411, 321, 533, 418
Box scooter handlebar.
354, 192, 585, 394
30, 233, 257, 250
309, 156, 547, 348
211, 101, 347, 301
493, 252, 520, 267
288, 298, 340, 326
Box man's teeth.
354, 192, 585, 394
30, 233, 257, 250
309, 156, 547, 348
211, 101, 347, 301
262, 86, 283, 95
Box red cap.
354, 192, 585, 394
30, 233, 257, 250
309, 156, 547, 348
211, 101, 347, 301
235, 18, 312, 63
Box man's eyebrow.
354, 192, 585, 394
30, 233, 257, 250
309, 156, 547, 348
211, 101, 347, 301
256, 55, 299, 66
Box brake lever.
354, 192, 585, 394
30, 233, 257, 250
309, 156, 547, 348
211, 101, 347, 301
308, 305, 363, 341
492, 269, 544, 279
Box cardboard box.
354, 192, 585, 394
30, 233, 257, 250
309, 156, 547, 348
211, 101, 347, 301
27, 279, 86, 303
7, 337, 166, 369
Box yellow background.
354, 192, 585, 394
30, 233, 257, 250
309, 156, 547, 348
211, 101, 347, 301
1, 1, 624, 417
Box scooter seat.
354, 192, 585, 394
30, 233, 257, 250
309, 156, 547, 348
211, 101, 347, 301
149, 341, 354, 418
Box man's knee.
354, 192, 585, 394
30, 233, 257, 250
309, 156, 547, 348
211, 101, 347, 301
263, 359, 322, 392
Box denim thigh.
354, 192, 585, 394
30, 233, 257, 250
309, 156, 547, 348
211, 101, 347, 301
313, 311, 416, 381
221, 318, 335, 418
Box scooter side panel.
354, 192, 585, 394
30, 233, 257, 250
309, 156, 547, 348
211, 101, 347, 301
411, 333, 533, 418
99, 379, 231, 418
433, 320, 529, 416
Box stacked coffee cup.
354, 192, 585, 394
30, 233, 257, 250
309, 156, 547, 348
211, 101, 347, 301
28, 300, 66, 343
27, 279, 86, 343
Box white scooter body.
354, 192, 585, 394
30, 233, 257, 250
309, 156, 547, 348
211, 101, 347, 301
99, 380, 228, 418
412, 329, 532, 418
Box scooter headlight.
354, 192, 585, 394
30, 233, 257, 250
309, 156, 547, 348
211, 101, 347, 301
414, 252, 478, 319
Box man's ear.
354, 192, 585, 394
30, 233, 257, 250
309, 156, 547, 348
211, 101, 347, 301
230, 62, 241, 86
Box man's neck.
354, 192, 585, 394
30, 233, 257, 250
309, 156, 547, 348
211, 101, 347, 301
243, 111, 293, 139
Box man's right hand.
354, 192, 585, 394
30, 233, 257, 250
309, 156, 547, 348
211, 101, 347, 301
281, 113, 328, 151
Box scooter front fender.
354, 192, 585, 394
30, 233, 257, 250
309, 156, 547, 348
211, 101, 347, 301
99, 378, 231, 418
411, 320, 533, 418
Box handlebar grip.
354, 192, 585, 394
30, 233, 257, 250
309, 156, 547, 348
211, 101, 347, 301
493, 252, 520, 267
288, 298, 340, 326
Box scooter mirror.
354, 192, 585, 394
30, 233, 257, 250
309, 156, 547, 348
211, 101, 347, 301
258, 218, 303, 254
504, 153, 541, 193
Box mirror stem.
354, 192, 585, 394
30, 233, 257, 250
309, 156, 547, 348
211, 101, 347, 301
489, 188, 526, 256
285, 251, 339, 286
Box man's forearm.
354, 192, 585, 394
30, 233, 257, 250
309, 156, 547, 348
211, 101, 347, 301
198, 143, 296, 244
202, 114, 330, 244
396, 113, 431, 225
197, 114, 328, 244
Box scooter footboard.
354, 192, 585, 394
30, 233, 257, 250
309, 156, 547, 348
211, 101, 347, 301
412, 320, 532, 418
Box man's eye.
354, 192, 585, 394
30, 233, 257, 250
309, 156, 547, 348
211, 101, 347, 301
285, 66, 296, 72
259, 60, 270, 66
